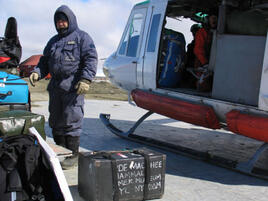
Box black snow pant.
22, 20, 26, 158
48, 89, 84, 138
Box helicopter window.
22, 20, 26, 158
164, 17, 195, 45
126, 13, 144, 57
118, 27, 128, 55
118, 12, 144, 57
147, 14, 161, 52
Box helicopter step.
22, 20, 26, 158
100, 113, 268, 180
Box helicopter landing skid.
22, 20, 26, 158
99, 113, 268, 180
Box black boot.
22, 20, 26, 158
60, 136, 80, 170
53, 135, 66, 147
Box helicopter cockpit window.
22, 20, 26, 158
147, 14, 161, 52
118, 26, 129, 55
126, 13, 143, 57
118, 12, 144, 57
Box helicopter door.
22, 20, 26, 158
141, 0, 168, 90
259, 32, 268, 111
115, 8, 147, 91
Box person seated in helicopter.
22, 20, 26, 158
193, 14, 218, 92
180, 24, 201, 88
194, 14, 217, 68
185, 24, 201, 68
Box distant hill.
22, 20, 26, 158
26, 78, 127, 102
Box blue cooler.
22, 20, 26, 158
0, 71, 29, 106
158, 29, 186, 88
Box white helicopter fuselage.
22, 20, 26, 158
104, 0, 268, 138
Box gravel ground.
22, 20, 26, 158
32, 100, 268, 201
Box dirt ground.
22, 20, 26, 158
26, 79, 128, 102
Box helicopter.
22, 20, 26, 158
100, 0, 268, 178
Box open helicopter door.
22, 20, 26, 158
259, 31, 268, 111
139, 0, 168, 90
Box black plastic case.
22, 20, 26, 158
78, 148, 166, 201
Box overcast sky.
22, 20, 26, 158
0, 0, 194, 76
0, 0, 142, 75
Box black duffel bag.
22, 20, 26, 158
0, 134, 64, 201
0, 17, 22, 69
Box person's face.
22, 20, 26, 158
209, 15, 218, 29
56, 20, 68, 29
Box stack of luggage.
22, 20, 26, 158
0, 16, 68, 201
0, 110, 68, 200
0, 17, 29, 110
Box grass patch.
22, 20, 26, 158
25, 79, 128, 102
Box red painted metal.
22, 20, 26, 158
19, 55, 51, 79
131, 89, 220, 129
19, 55, 42, 77
0, 56, 10, 63
227, 110, 268, 142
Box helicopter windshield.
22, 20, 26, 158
118, 12, 144, 57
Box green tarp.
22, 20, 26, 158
0, 110, 46, 139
